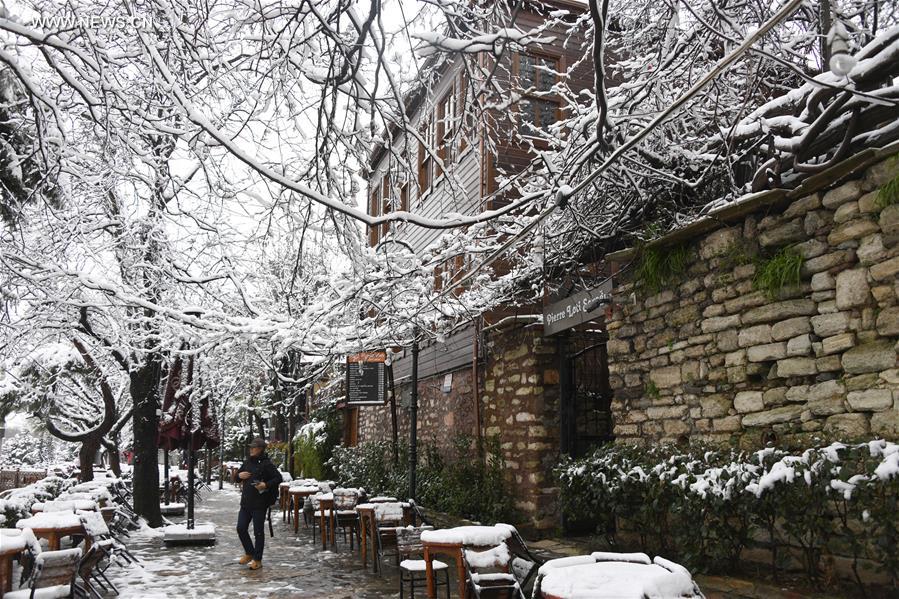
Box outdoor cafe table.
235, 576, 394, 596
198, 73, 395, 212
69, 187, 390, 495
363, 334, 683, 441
0, 529, 37, 594
290, 486, 320, 533
355, 502, 412, 572
421, 525, 513, 599
318, 494, 335, 550
15, 511, 89, 552
279, 483, 291, 520
538, 560, 700, 599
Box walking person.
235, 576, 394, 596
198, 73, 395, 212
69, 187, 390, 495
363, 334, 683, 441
236, 437, 282, 570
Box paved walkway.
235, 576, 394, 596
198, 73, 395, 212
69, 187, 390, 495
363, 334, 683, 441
107, 486, 401, 598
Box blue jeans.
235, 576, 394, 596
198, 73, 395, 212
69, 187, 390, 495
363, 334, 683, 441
236, 507, 266, 560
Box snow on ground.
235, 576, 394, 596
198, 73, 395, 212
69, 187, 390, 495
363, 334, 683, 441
106, 486, 402, 598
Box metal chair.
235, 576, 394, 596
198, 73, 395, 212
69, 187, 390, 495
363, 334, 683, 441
5, 548, 86, 599
463, 544, 526, 599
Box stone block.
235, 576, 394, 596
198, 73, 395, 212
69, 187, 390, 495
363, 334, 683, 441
764, 387, 788, 406
786, 334, 813, 357
700, 395, 732, 418
725, 350, 747, 367
669, 305, 700, 326
760, 219, 805, 247
645, 290, 676, 309
816, 355, 843, 372
742, 300, 817, 325
822, 333, 856, 355
607, 339, 632, 356
871, 409, 899, 437
649, 366, 682, 388
824, 413, 870, 438
734, 391, 764, 413
771, 317, 812, 341
881, 369, 899, 384
807, 379, 846, 401
804, 210, 830, 237
847, 389, 894, 411
785, 385, 809, 403
822, 180, 863, 209
663, 419, 690, 436
880, 204, 899, 237
842, 341, 896, 374
784, 194, 821, 218
701, 315, 741, 333
699, 227, 742, 260
810, 272, 835, 292
703, 304, 725, 318
808, 396, 845, 416
864, 156, 899, 189
776, 357, 818, 377
858, 190, 880, 213
747, 342, 788, 362
724, 292, 768, 314
647, 405, 689, 419
802, 250, 855, 276
833, 201, 859, 224
716, 330, 739, 352
738, 324, 772, 348
795, 239, 828, 259
870, 256, 899, 282
742, 405, 804, 427
858, 234, 887, 265
712, 415, 742, 432
835, 268, 871, 309
876, 306, 899, 336
811, 312, 851, 337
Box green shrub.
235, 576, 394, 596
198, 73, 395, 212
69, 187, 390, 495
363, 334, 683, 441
292, 402, 342, 479
753, 247, 803, 299
634, 244, 692, 294
328, 434, 517, 524
875, 156, 899, 209
557, 441, 899, 592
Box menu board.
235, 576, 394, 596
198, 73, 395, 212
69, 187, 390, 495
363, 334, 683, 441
346, 351, 388, 405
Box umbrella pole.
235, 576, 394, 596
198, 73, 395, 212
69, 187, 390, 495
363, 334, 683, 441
187, 440, 196, 530
164, 450, 170, 505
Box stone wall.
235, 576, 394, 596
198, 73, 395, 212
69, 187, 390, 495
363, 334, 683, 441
481, 322, 562, 533
606, 155, 899, 446
356, 367, 478, 452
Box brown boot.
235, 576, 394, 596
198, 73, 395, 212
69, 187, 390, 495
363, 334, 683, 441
248, 560, 262, 570
238, 554, 253, 565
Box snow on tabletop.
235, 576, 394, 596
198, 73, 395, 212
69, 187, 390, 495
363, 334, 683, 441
290, 485, 320, 493
539, 561, 699, 599
538, 555, 597, 575
0, 527, 39, 551
420, 525, 513, 546
35, 499, 97, 512
369, 496, 398, 502
3, 584, 72, 599
591, 551, 651, 564
16, 511, 83, 529
464, 543, 511, 568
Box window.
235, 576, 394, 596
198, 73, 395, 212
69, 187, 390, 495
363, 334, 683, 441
418, 117, 435, 194
418, 72, 474, 198
516, 53, 561, 134
434, 254, 466, 295
380, 175, 390, 240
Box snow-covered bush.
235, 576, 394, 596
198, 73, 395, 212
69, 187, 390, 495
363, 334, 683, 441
558, 440, 899, 591
0, 475, 74, 527
292, 403, 342, 479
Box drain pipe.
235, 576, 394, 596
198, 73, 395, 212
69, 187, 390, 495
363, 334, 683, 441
473, 318, 483, 456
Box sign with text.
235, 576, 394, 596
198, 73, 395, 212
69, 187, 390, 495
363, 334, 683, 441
543, 280, 614, 336
346, 351, 388, 406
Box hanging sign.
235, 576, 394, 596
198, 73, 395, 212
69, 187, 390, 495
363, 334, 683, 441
543, 279, 614, 336
346, 351, 388, 405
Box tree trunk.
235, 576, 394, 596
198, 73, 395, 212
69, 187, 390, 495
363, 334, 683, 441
131, 356, 163, 527
102, 437, 122, 477
79, 436, 101, 482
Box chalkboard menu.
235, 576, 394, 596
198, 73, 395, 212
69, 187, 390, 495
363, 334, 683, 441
346, 351, 388, 405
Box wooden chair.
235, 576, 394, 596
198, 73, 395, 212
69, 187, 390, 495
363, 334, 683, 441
331, 489, 362, 549
396, 526, 449, 599
374, 514, 404, 574
4, 548, 85, 599
462, 544, 526, 599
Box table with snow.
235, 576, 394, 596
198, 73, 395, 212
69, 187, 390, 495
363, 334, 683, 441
0, 529, 38, 594
536, 553, 703, 599
421, 525, 514, 599
355, 501, 412, 573
15, 512, 89, 552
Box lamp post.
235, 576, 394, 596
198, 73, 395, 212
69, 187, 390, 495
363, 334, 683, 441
408, 327, 420, 502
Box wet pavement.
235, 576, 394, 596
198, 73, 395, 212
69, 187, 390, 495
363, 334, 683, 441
108, 486, 404, 598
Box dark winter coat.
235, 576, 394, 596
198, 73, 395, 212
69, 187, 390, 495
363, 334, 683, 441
237, 454, 282, 510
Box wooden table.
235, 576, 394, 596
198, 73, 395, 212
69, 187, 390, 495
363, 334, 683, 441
422, 526, 513, 599
318, 496, 335, 550
356, 503, 414, 572
0, 529, 32, 594
290, 488, 319, 533
30, 525, 89, 551
279, 483, 291, 521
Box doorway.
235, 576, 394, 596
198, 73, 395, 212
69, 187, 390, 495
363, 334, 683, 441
560, 333, 614, 459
